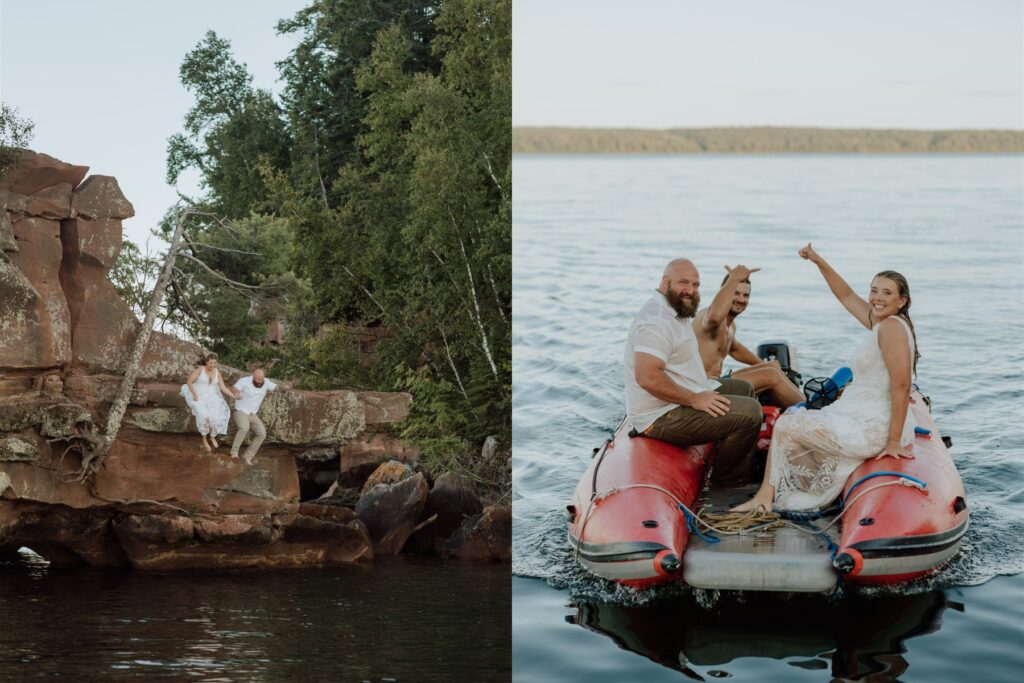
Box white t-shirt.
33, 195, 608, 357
624, 293, 719, 433
233, 376, 278, 415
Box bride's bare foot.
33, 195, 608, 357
729, 495, 773, 514
201, 437, 212, 452
210, 436, 219, 449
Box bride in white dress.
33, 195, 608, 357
732, 244, 921, 512
180, 353, 237, 452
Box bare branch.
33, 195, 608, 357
177, 252, 276, 291
185, 240, 263, 256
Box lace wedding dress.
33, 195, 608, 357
180, 368, 231, 437
769, 317, 917, 511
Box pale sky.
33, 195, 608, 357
0, 0, 308, 247
514, 0, 1024, 130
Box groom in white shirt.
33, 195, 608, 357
230, 366, 281, 463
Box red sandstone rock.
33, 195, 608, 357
112, 511, 372, 570
360, 459, 413, 493
340, 432, 419, 487
0, 216, 71, 368
0, 502, 127, 567
71, 176, 135, 219
0, 151, 88, 196
442, 505, 511, 562
0, 151, 411, 571
26, 183, 73, 219
95, 431, 300, 514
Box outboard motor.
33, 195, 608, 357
756, 339, 802, 387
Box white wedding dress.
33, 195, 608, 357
769, 317, 917, 511
180, 368, 231, 437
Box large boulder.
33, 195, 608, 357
355, 470, 429, 555
0, 151, 88, 196
339, 432, 419, 487
406, 472, 483, 556
442, 505, 511, 562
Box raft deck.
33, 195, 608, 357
682, 485, 839, 593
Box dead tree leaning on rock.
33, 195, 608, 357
74, 206, 190, 481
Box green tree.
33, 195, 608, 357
276, 0, 440, 205
0, 103, 34, 177
297, 0, 511, 467
166, 31, 292, 218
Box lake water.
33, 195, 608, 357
512, 154, 1024, 682
0, 555, 510, 681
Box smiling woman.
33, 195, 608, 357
731, 244, 920, 513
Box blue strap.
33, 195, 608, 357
679, 504, 720, 544
841, 471, 928, 508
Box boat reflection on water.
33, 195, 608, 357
569, 589, 957, 680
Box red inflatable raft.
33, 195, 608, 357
833, 391, 969, 584
567, 389, 968, 591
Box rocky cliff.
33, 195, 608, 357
0, 151, 419, 570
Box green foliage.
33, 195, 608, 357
162, 0, 511, 496
109, 240, 158, 320
167, 31, 291, 218
276, 1, 440, 203
0, 103, 34, 177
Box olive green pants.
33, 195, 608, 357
646, 378, 762, 487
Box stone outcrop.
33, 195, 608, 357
406, 473, 483, 556
442, 505, 512, 562
0, 151, 416, 570
355, 467, 429, 555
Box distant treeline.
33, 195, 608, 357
513, 127, 1024, 154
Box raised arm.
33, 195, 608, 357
729, 339, 764, 366
186, 367, 201, 400
798, 243, 872, 329
873, 318, 913, 459
698, 265, 760, 333
634, 352, 731, 417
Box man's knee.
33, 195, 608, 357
717, 377, 755, 398
730, 396, 762, 427
252, 421, 266, 437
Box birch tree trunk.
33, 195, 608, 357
82, 208, 189, 478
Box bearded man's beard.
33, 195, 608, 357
253, 379, 265, 388
665, 288, 699, 318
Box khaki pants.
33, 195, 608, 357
646, 378, 762, 487
231, 411, 266, 462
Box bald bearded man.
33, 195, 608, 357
623, 259, 763, 487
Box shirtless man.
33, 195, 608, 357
693, 269, 805, 408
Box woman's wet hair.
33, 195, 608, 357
195, 352, 219, 367
874, 270, 920, 374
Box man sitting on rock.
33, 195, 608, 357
230, 366, 284, 464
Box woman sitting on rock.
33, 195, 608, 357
180, 353, 237, 452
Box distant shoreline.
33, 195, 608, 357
513, 126, 1024, 154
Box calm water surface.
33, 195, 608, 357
512, 154, 1024, 682
1, 556, 510, 681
